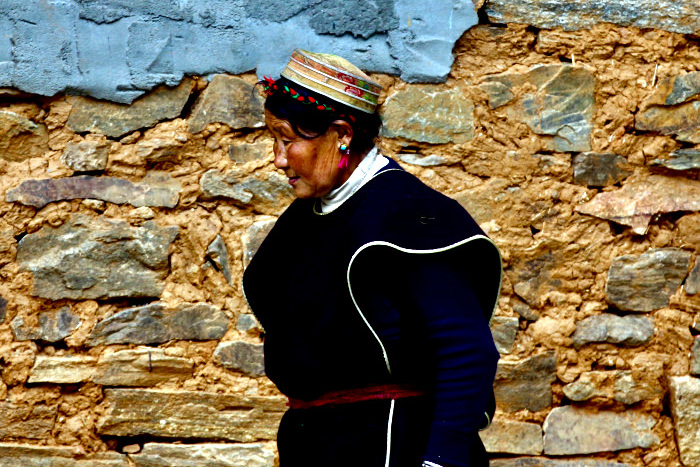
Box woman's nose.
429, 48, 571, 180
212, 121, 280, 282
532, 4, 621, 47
273, 142, 288, 169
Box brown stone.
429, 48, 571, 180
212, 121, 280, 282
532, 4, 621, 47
380, 85, 475, 144
188, 75, 265, 133
28, 355, 97, 384
92, 348, 195, 386
576, 174, 700, 235
131, 443, 275, 467
61, 139, 110, 172
0, 403, 57, 439
229, 142, 271, 164
670, 376, 700, 466
494, 352, 557, 412
563, 370, 663, 404
0, 444, 129, 467
0, 111, 48, 162
572, 153, 632, 187
480, 419, 543, 455
67, 78, 195, 138
98, 389, 287, 441
7, 173, 181, 209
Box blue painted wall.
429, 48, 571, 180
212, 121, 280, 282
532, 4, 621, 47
0, 0, 478, 103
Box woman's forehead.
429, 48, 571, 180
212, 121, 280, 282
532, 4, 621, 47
265, 111, 294, 134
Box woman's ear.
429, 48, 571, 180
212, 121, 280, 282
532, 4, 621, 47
331, 119, 354, 149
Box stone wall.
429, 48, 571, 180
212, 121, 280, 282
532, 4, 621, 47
2, 2, 700, 467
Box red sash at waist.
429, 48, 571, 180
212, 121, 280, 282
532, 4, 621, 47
287, 384, 426, 410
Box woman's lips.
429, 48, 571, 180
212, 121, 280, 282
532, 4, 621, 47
288, 176, 300, 185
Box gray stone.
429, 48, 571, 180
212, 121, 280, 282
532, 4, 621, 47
691, 338, 700, 376
132, 443, 275, 467
572, 314, 654, 348
200, 170, 293, 215
67, 79, 195, 138
398, 153, 448, 167
206, 235, 232, 285
93, 348, 194, 386
0, 296, 6, 324
11, 307, 81, 342
17, 216, 178, 300
686, 260, 700, 295
485, 0, 700, 35
480, 419, 543, 455
0, 110, 48, 162
543, 406, 659, 455
0, 444, 129, 467
214, 341, 265, 377
61, 140, 110, 172
87, 302, 229, 346
188, 75, 265, 133
242, 218, 277, 268
229, 142, 270, 164
28, 356, 97, 384
573, 153, 632, 187
562, 370, 662, 404
651, 149, 700, 171
380, 85, 475, 144
606, 248, 691, 312
576, 175, 700, 235
670, 376, 700, 466
480, 65, 595, 152
636, 71, 700, 143
512, 300, 539, 322
98, 389, 287, 441
237, 314, 262, 333
309, 0, 398, 38
494, 352, 557, 412
6, 173, 181, 209
491, 458, 631, 467
491, 316, 519, 355
135, 139, 184, 163
0, 403, 57, 439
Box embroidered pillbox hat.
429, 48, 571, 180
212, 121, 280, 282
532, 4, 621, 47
280, 49, 382, 114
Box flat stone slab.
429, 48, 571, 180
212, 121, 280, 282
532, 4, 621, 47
573, 153, 632, 187
98, 389, 287, 441
380, 85, 475, 144
67, 79, 195, 138
606, 248, 691, 312
229, 142, 270, 164
480, 64, 595, 152
131, 443, 275, 467
11, 307, 81, 342
543, 406, 658, 455
28, 355, 97, 384
491, 459, 631, 467
576, 175, 700, 235
480, 419, 543, 455
636, 71, 700, 143
0, 444, 128, 467
214, 341, 265, 377
485, 0, 700, 35
494, 352, 557, 412
651, 149, 700, 171
200, 170, 293, 216
0, 110, 48, 162
572, 314, 654, 348
0, 403, 57, 440
6, 173, 181, 209
563, 370, 662, 405
670, 376, 700, 467
17, 215, 178, 300
188, 75, 265, 133
88, 302, 229, 346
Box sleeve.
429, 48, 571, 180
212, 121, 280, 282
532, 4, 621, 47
403, 255, 500, 467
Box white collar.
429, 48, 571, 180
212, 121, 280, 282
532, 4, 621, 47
318, 147, 388, 214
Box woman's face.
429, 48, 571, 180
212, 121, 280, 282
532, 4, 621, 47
265, 110, 348, 199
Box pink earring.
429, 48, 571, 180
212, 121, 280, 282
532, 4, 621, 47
338, 144, 350, 169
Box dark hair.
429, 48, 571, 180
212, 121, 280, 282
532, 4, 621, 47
262, 77, 382, 154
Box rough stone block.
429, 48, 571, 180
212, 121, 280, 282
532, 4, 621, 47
480, 65, 595, 152
651, 149, 700, 171
88, 302, 229, 346
200, 170, 293, 215
606, 248, 691, 312
206, 235, 233, 285
11, 307, 81, 342
494, 352, 557, 412
188, 75, 265, 133
67, 79, 195, 138
0, 403, 57, 439
98, 389, 287, 441
229, 142, 270, 164
237, 314, 262, 333
692, 338, 700, 376
131, 442, 275, 467
491, 316, 519, 354
17, 215, 179, 300
572, 153, 632, 187
7, 173, 182, 209
0, 110, 48, 162
578, 175, 700, 235
61, 140, 110, 172
28, 355, 97, 384
0, 444, 129, 467
572, 314, 654, 348
398, 153, 448, 167
562, 370, 662, 405
480, 419, 543, 455
543, 406, 658, 455
491, 458, 631, 467
380, 85, 474, 144
214, 341, 265, 377
92, 348, 195, 386
242, 218, 277, 268
0, 296, 6, 324
670, 376, 700, 467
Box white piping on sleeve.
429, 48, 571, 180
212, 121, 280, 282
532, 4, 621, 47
385, 399, 396, 467
346, 235, 503, 373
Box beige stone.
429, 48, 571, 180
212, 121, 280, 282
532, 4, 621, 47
480, 419, 543, 455
28, 355, 97, 384
0, 111, 49, 162
0, 444, 129, 466
92, 347, 194, 386
0, 403, 57, 439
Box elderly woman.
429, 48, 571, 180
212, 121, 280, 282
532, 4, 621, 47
243, 50, 502, 467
